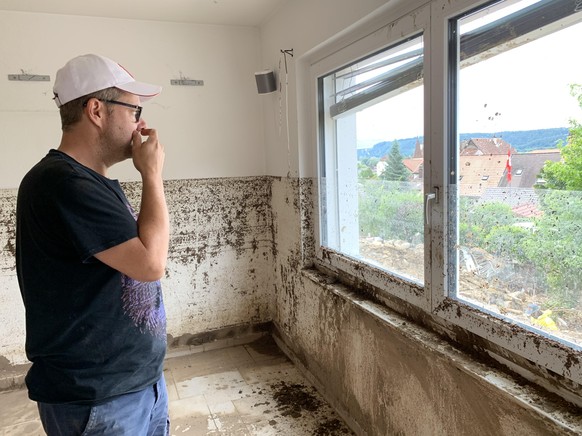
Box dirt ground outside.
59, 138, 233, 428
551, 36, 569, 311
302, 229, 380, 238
359, 237, 582, 347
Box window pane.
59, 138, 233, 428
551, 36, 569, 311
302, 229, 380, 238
452, 0, 582, 346
319, 35, 424, 284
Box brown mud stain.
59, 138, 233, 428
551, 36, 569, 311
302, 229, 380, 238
269, 380, 354, 435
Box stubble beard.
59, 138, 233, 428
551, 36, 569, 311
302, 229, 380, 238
100, 127, 133, 167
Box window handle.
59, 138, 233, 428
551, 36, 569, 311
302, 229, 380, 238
425, 187, 439, 226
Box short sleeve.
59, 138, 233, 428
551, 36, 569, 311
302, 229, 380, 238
51, 173, 138, 262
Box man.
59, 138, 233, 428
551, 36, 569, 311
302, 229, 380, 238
16, 54, 170, 435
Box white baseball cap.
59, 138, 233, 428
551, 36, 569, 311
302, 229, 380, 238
53, 54, 162, 108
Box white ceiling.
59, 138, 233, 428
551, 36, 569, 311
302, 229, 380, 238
0, 0, 287, 26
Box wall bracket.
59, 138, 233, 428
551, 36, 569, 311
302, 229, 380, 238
170, 79, 204, 86
8, 74, 50, 82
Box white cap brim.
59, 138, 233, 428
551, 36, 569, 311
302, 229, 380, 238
116, 81, 162, 103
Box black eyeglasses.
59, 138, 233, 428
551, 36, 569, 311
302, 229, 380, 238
83, 98, 142, 122
101, 100, 142, 123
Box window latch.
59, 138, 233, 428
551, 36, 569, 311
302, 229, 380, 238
425, 187, 439, 226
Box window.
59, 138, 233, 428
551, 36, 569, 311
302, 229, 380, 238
450, 0, 582, 349
319, 34, 425, 285
312, 0, 582, 398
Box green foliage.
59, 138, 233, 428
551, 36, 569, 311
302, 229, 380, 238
357, 161, 377, 179
358, 180, 422, 241
522, 190, 582, 307
358, 177, 582, 308
484, 225, 530, 261
361, 157, 379, 169
538, 85, 582, 190
529, 85, 582, 306
459, 200, 515, 247
380, 141, 410, 181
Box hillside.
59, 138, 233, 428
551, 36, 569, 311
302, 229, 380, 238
357, 127, 569, 160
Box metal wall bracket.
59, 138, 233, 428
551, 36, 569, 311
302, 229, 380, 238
8, 74, 50, 82
170, 79, 204, 86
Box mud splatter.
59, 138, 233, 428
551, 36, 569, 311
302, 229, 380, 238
314, 419, 351, 435
269, 380, 353, 435
122, 177, 275, 267
270, 381, 322, 417
0, 189, 17, 273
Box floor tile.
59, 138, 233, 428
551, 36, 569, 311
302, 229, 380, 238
169, 416, 218, 435
1, 336, 354, 436
176, 370, 248, 401
211, 414, 251, 435
3, 420, 44, 436
243, 336, 289, 365
0, 389, 39, 427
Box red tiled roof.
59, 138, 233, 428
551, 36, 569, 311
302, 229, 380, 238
460, 138, 514, 156
459, 155, 507, 196
403, 158, 423, 173
512, 203, 543, 218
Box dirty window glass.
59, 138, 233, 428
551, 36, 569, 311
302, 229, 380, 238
319, 35, 424, 284
450, 0, 582, 347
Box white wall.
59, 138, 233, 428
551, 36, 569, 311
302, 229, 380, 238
259, 0, 402, 178
0, 10, 266, 188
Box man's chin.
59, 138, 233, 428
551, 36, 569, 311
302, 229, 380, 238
125, 145, 133, 159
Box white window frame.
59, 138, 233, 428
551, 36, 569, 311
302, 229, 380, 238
301, 0, 582, 404
309, 3, 432, 311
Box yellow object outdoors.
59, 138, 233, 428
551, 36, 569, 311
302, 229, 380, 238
530, 309, 559, 331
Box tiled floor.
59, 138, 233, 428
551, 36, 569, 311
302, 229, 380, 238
0, 335, 354, 435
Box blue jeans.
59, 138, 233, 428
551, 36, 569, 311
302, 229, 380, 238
37, 376, 169, 436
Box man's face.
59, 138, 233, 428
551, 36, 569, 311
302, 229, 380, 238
101, 92, 146, 164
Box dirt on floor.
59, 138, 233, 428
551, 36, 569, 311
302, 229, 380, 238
270, 381, 352, 435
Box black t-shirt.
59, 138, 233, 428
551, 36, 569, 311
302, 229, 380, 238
16, 150, 166, 404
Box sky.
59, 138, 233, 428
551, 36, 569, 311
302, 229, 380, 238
355, 2, 582, 149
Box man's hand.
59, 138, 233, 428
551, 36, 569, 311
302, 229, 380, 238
95, 127, 169, 282
132, 128, 165, 178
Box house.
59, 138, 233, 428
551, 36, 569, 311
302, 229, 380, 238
460, 137, 515, 156
375, 158, 388, 176
481, 150, 563, 216
402, 157, 423, 180
0, 1, 580, 435
498, 149, 561, 188
458, 154, 508, 196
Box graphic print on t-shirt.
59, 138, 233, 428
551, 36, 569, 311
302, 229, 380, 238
119, 201, 166, 337
121, 275, 166, 337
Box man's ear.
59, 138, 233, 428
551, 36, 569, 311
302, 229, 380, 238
84, 98, 106, 127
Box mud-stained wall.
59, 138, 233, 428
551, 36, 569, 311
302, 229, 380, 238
4, 175, 581, 433
0, 189, 22, 366
0, 177, 275, 365
270, 177, 582, 436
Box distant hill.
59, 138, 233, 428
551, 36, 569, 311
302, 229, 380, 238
357, 128, 569, 160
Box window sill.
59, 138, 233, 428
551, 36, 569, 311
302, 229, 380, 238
300, 266, 582, 432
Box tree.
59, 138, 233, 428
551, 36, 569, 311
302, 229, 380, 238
361, 157, 379, 170
538, 85, 582, 190
358, 161, 376, 179
459, 201, 515, 247
522, 190, 582, 307
381, 141, 410, 181
526, 85, 582, 307
358, 180, 422, 241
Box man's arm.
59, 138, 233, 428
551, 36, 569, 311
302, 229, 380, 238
94, 128, 169, 282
